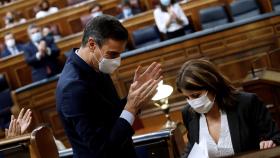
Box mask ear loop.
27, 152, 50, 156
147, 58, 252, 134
92, 43, 103, 63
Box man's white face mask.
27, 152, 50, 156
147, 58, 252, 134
187, 91, 215, 114
94, 45, 121, 74
5, 38, 15, 48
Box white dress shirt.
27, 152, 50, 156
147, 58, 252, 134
153, 3, 189, 34
199, 111, 235, 158
36, 7, 59, 18
7, 46, 19, 56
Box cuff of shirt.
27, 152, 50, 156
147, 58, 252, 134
46, 47, 51, 56
36, 52, 41, 60
120, 110, 135, 126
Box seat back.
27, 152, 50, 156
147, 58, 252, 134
230, 0, 261, 21
199, 6, 229, 29
30, 126, 59, 158
272, 0, 280, 11
132, 25, 161, 48
80, 14, 93, 27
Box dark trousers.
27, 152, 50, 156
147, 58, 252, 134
166, 27, 185, 39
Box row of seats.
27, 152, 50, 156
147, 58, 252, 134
131, 0, 279, 49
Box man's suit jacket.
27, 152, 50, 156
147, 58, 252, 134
23, 39, 60, 82
181, 92, 280, 158
0, 44, 24, 58
56, 49, 137, 158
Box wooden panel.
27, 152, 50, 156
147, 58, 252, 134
0, 54, 31, 89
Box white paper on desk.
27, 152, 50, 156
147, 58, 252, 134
188, 139, 209, 158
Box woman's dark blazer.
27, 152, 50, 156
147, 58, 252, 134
181, 92, 280, 158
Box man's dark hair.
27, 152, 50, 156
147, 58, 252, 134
81, 15, 128, 47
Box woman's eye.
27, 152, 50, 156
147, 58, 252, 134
192, 94, 200, 98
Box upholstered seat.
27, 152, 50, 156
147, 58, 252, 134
230, 0, 261, 21
199, 6, 229, 29
132, 25, 161, 48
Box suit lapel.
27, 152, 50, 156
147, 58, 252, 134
189, 113, 200, 143
227, 109, 241, 153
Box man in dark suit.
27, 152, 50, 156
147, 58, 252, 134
24, 24, 61, 82
116, 0, 141, 20
56, 15, 162, 158
1, 32, 24, 58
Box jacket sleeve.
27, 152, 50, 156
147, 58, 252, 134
23, 44, 42, 67
46, 40, 60, 59
180, 107, 193, 158
62, 81, 134, 157
251, 94, 280, 145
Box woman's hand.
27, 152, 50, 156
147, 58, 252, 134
17, 108, 32, 134
5, 115, 21, 138
259, 140, 276, 149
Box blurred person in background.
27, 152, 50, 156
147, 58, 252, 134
1, 32, 25, 58
4, 11, 26, 28
35, 0, 58, 18
24, 24, 61, 82
154, 0, 189, 39
42, 25, 61, 43
90, 2, 103, 18
116, 0, 141, 20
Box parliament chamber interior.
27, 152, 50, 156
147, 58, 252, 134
0, 0, 280, 157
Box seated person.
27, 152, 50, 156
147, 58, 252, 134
1, 32, 24, 58
35, 0, 58, 19
90, 2, 103, 18
116, 0, 141, 20
24, 24, 61, 82
5, 108, 32, 138
176, 59, 280, 158
4, 108, 66, 151
154, 0, 189, 39
42, 25, 61, 43
4, 11, 26, 28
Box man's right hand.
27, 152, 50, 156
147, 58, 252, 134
38, 40, 47, 57
125, 77, 162, 116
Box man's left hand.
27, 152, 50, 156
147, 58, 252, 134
133, 62, 162, 89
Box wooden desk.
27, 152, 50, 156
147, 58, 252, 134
0, 54, 31, 90
0, 0, 69, 28
231, 146, 280, 158
0, 0, 119, 43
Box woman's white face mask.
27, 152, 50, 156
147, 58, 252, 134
187, 91, 215, 114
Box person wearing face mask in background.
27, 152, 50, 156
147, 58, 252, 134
42, 25, 61, 43
56, 15, 162, 158
90, 2, 103, 18
116, 0, 141, 20
153, 0, 189, 39
176, 59, 280, 158
23, 24, 61, 82
1, 32, 25, 58
4, 11, 26, 28
35, 0, 58, 19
